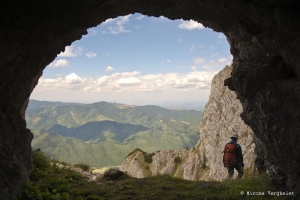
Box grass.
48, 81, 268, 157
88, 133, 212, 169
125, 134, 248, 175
19, 150, 288, 200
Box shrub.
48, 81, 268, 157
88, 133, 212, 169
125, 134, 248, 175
126, 148, 155, 164
174, 156, 181, 163
144, 153, 155, 164
126, 148, 145, 158
32, 149, 51, 170
74, 163, 90, 171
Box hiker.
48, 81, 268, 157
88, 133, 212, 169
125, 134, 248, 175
223, 134, 244, 179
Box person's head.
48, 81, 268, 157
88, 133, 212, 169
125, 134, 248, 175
230, 134, 239, 141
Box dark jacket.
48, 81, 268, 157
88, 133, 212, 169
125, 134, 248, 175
230, 139, 244, 167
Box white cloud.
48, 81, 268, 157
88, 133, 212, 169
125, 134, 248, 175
58, 45, 83, 57
48, 59, 70, 68
178, 19, 204, 30
116, 77, 141, 86
201, 56, 232, 70
106, 26, 130, 34
87, 28, 98, 36
102, 15, 132, 34
193, 57, 205, 65
102, 18, 117, 24
111, 71, 141, 78
55, 59, 70, 67
136, 15, 144, 20
65, 73, 83, 84
105, 66, 115, 71
86, 52, 97, 58
44, 79, 58, 83
35, 70, 216, 93
191, 66, 197, 71
178, 39, 182, 42
167, 60, 171, 63
95, 76, 109, 86
218, 57, 227, 63
158, 16, 168, 20
32, 69, 220, 104
218, 34, 226, 39
117, 15, 131, 25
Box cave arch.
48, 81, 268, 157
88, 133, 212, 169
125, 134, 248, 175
1, 1, 300, 198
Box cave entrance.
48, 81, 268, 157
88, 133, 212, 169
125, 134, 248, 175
2, 1, 300, 198
26, 14, 231, 169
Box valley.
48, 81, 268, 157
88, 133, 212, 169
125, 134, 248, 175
26, 100, 203, 168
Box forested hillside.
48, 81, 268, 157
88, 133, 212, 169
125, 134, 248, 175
26, 100, 202, 167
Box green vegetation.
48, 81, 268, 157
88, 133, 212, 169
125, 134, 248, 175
174, 156, 181, 163
126, 148, 146, 157
73, 163, 90, 171
126, 148, 155, 164
21, 150, 283, 200
32, 149, 51, 170
143, 152, 155, 164
31, 128, 198, 167
26, 101, 202, 130
27, 100, 202, 167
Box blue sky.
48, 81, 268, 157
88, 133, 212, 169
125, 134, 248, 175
31, 13, 231, 106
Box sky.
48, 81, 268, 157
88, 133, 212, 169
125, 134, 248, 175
30, 13, 232, 106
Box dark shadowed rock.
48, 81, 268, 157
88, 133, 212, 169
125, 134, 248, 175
104, 169, 124, 180
1, 1, 300, 199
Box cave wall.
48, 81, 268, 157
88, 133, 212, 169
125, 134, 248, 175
1, 0, 300, 198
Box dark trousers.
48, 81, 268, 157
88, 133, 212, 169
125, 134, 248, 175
227, 164, 244, 179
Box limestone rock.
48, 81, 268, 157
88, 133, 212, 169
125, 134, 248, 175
120, 66, 257, 181
197, 65, 256, 180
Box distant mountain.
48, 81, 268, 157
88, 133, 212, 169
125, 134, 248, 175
26, 101, 201, 130
26, 100, 202, 167
157, 101, 207, 111
27, 99, 85, 111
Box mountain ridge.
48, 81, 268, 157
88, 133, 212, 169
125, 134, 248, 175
26, 100, 202, 167
48, 121, 150, 143
26, 101, 202, 130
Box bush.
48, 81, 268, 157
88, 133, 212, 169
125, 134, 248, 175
74, 163, 90, 171
174, 156, 181, 163
126, 148, 155, 164
201, 163, 207, 169
32, 149, 51, 170
126, 148, 145, 158
144, 153, 155, 164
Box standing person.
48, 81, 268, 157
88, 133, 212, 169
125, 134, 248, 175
223, 134, 244, 179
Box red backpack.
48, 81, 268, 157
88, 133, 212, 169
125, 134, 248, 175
223, 143, 237, 167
